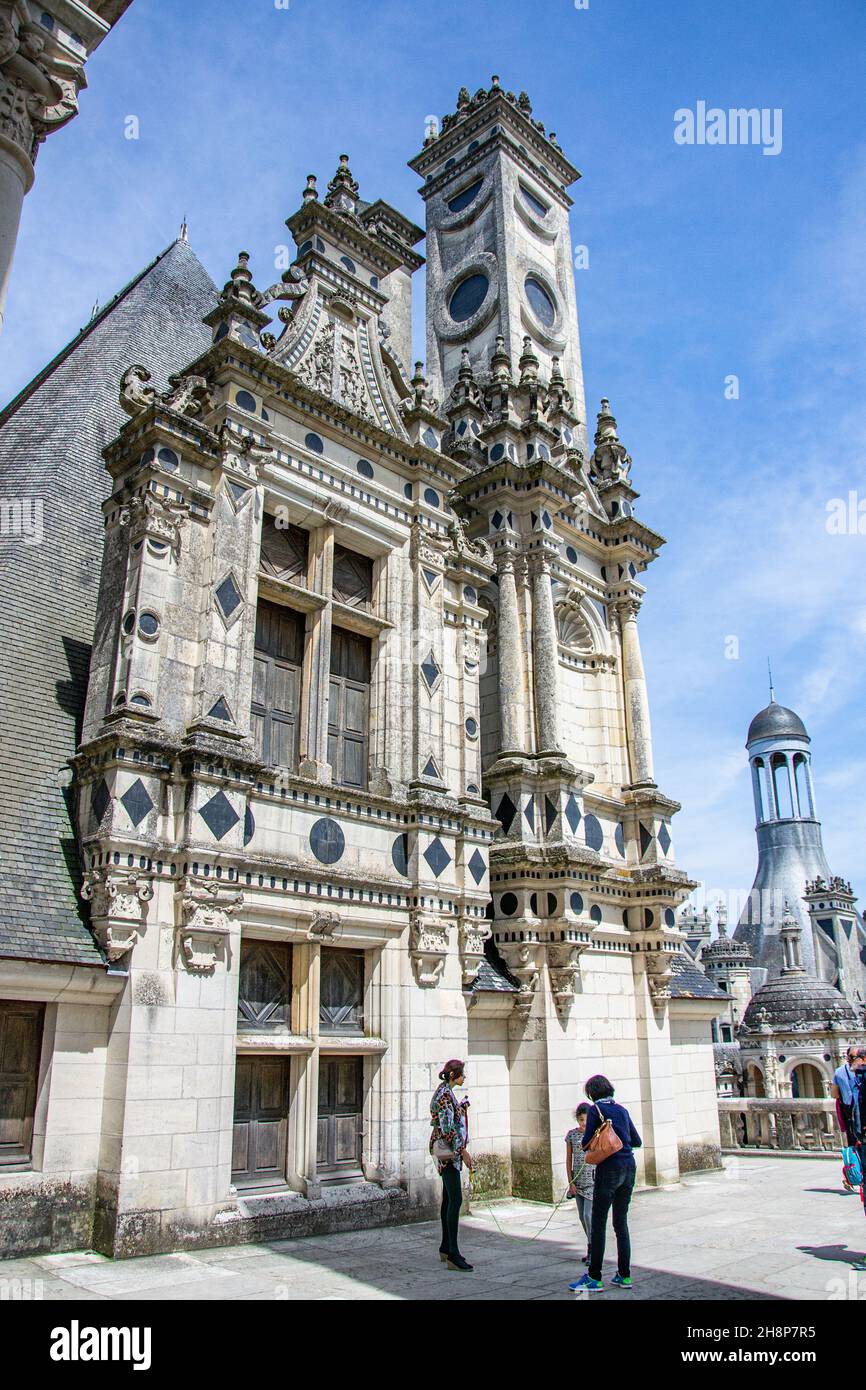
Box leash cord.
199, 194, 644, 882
467, 1168, 573, 1240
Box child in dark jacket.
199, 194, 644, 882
565, 1103, 595, 1265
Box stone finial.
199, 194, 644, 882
303, 173, 318, 202
222, 251, 258, 306
591, 397, 632, 482
518, 334, 539, 386
324, 154, 360, 214
491, 75, 501, 90
779, 899, 805, 976
490, 334, 512, 383
179, 215, 188, 243
716, 900, 728, 934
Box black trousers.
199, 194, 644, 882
439, 1162, 463, 1256
588, 1157, 636, 1282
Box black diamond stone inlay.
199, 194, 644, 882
658, 821, 672, 855
565, 793, 581, 834
91, 778, 110, 826
468, 848, 486, 884
524, 797, 535, 831
420, 651, 441, 691
544, 796, 557, 835
120, 777, 153, 828
496, 794, 516, 835
424, 836, 451, 878
615, 822, 626, 857
243, 806, 255, 846
216, 574, 242, 619
200, 790, 240, 841
422, 757, 440, 780
310, 817, 345, 865
207, 697, 232, 722
639, 821, 653, 857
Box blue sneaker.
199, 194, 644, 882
612, 1273, 632, 1288
569, 1274, 603, 1292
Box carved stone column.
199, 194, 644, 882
496, 549, 526, 755
0, 14, 90, 329
299, 525, 334, 780
617, 598, 655, 786
528, 550, 561, 755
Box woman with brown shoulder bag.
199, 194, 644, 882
569, 1074, 642, 1293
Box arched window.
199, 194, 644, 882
794, 754, 812, 817
772, 754, 793, 818
753, 758, 766, 820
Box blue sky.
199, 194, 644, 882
3, 0, 865, 915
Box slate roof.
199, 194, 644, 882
746, 699, 809, 745
472, 938, 518, 993
668, 953, 727, 1001
0, 239, 216, 964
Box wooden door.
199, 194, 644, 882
232, 1056, 289, 1188
0, 1002, 44, 1168
317, 1056, 364, 1177
251, 600, 305, 770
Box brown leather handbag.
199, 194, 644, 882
583, 1103, 624, 1166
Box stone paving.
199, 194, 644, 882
3, 1156, 866, 1301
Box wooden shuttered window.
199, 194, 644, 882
327, 627, 371, 790
251, 600, 305, 769
0, 1002, 44, 1169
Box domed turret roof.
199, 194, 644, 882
746, 699, 809, 745
741, 973, 858, 1033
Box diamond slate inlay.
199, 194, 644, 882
544, 796, 557, 835
658, 821, 672, 855
420, 650, 441, 692
496, 793, 516, 835
216, 574, 242, 620
565, 793, 581, 834
468, 848, 486, 884
424, 836, 451, 878
524, 797, 535, 831
120, 777, 154, 828
200, 790, 240, 841
91, 778, 110, 826
639, 821, 653, 857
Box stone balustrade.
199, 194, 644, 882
719, 1098, 841, 1152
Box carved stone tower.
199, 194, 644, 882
410, 81, 697, 1193
409, 76, 587, 454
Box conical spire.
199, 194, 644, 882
518, 334, 539, 386
490, 334, 511, 384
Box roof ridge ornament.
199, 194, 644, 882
324, 154, 360, 215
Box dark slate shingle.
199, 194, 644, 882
0, 239, 216, 965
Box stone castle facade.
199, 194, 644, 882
0, 79, 724, 1258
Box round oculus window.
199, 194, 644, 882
524, 276, 556, 328
449, 273, 489, 323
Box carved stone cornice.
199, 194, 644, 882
81, 868, 154, 962
174, 879, 244, 973
410, 913, 450, 988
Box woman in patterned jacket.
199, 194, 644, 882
430, 1059, 474, 1271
